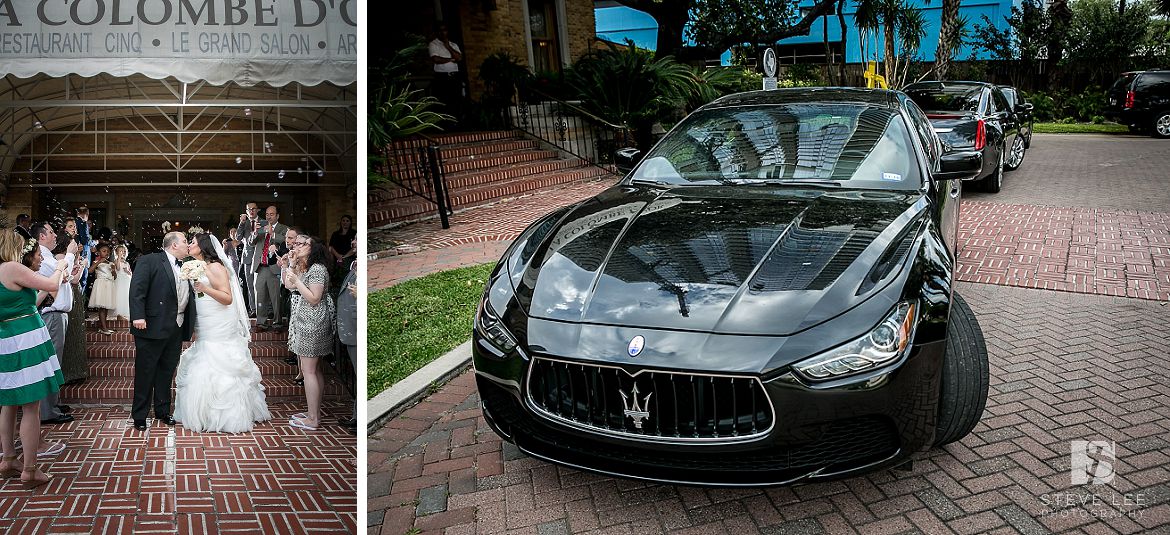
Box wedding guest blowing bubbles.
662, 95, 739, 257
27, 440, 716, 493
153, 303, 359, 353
284, 235, 334, 431
33, 224, 77, 424
0, 231, 71, 488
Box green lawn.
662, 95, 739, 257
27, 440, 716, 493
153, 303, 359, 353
1032, 122, 1129, 134
367, 263, 495, 398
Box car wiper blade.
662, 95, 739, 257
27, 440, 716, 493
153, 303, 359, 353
629, 178, 671, 187
749, 179, 843, 187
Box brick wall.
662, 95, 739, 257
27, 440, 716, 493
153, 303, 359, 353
457, 0, 596, 98
458, 0, 529, 98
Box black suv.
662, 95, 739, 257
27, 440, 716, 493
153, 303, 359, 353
1105, 70, 1170, 138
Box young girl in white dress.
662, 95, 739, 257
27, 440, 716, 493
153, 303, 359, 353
87, 244, 117, 335
112, 245, 132, 321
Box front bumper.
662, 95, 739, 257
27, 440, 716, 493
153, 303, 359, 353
474, 338, 945, 487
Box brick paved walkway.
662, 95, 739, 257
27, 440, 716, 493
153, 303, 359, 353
0, 403, 357, 534
368, 282, 1170, 534
956, 203, 1170, 301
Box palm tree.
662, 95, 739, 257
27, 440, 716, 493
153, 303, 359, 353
934, 0, 961, 78
854, 0, 928, 88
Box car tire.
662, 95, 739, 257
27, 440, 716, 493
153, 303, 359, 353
1004, 134, 1026, 171
981, 144, 1004, 192
933, 292, 989, 447
1152, 111, 1170, 138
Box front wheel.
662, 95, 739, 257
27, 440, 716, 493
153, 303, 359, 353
933, 292, 990, 447
1152, 112, 1170, 138
1004, 134, 1026, 171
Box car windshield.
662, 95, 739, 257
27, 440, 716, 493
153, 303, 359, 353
629, 104, 921, 190
904, 83, 982, 113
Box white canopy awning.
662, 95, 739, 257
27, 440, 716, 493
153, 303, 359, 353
0, 0, 356, 87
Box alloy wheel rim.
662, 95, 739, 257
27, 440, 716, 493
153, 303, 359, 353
1009, 137, 1025, 167
1158, 115, 1170, 136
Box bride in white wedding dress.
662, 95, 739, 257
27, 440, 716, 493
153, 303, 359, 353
173, 233, 272, 433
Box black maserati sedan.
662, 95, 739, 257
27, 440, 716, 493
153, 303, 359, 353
903, 81, 1024, 192
472, 88, 990, 487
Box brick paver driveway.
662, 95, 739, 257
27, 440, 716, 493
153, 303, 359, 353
370, 134, 1170, 534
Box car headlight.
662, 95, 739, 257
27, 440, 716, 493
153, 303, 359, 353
476, 298, 517, 353
793, 302, 916, 381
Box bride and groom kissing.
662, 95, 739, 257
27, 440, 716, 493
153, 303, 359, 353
129, 231, 270, 433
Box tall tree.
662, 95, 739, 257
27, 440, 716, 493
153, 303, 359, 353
612, 0, 695, 59
688, 0, 841, 57
934, 0, 961, 78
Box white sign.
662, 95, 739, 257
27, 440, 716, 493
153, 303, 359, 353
762, 77, 777, 91
762, 47, 777, 77
0, 0, 357, 86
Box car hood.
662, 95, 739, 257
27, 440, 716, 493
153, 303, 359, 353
512, 185, 927, 336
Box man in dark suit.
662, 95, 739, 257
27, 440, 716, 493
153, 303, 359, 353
250, 205, 288, 331
128, 231, 197, 431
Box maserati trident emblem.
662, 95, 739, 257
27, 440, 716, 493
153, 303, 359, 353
619, 383, 652, 429
627, 335, 645, 357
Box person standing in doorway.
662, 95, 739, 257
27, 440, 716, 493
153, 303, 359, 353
429, 23, 464, 123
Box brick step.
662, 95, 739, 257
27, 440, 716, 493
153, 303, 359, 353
425, 130, 517, 145
86, 330, 288, 343
372, 156, 585, 203
86, 341, 293, 359
440, 149, 558, 176
438, 139, 538, 160
85, 358, 300, 379
369, 165, 614, 227
85, 317, 277, 329
59, 376, 347, 405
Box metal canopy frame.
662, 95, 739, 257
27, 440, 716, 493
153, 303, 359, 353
0, 73, 357, 187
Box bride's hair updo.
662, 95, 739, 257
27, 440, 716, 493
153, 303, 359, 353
194, 233, 223, 265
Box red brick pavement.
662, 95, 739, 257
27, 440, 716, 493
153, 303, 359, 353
1, 404, 357, 534
368, 282, 1170, 534
957, 203, 1170, 301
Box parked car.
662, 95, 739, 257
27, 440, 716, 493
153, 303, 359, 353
999, 86, 1034, 149
1105, 70, 1170, 138
903, 81, 1023, 192
472, 88, 990, 487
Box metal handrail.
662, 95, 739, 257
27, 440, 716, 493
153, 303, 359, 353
507, 85, 633, 172
523, 86, 627, 131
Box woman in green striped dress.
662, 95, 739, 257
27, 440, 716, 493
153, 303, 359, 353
0, 232, 69, 489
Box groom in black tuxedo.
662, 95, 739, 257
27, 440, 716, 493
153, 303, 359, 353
129, 231, 197, 431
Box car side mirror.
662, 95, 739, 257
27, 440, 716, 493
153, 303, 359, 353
615, 148, 642, 174
936, 151, 982, 182
1017, 103, 1033, 113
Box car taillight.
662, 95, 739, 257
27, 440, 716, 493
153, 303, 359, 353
1125, 90, 1135, 109
974, 119, 986, 151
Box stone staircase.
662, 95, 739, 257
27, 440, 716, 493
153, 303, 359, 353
370, 130, 614, 228
66, 317, 348, 406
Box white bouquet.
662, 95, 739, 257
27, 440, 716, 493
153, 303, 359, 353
180, 259, 207, 297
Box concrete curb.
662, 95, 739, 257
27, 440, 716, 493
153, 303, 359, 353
367, 339, 473, 431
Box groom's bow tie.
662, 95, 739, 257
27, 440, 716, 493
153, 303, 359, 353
175, 258, 183, 268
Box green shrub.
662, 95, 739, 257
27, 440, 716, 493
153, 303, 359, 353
1091, 115, 1105, 124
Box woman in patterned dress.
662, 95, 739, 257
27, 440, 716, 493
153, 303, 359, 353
0, 232, 70, 488
282, 235, 334, 431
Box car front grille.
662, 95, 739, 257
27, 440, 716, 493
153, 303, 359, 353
525, 356, 774, 443
482, 378, 900, 483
